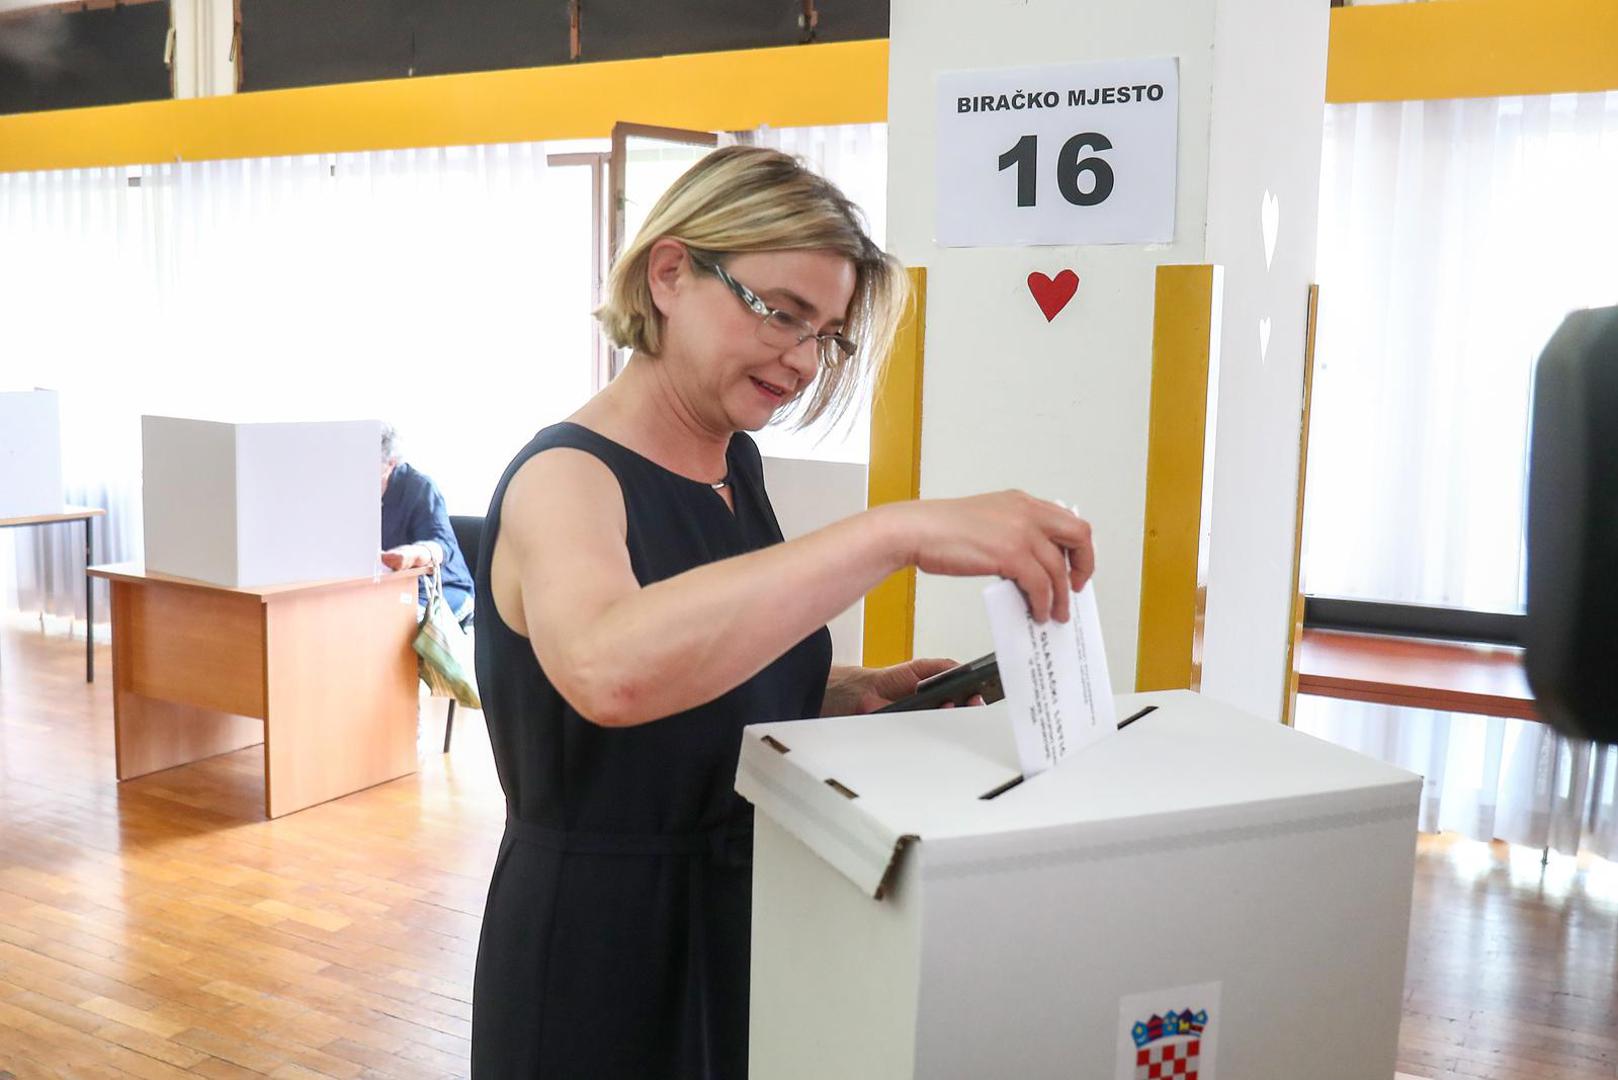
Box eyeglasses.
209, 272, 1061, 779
688, 251, 858, 368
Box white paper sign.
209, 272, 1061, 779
936, 57, 1179, 247
984, 578, 1116, 777
1115, 981, 1221, 1080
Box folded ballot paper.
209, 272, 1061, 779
983, 577, 1117, 777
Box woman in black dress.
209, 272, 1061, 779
470, 147, 1095, 1078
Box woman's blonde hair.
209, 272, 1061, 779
596, 145, 910, 429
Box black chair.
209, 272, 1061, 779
442, 514, 484, 752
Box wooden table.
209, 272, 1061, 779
0, 506, 105, 682
1296, 627, 1536, 721
88, 562, 429, 818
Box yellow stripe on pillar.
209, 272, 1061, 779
1280, 284, 1322, 727
862, 267, 926, 669
1136, 264, 1222, 692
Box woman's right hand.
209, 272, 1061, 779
884, 492, 1095, 623
380, 543, 436, 571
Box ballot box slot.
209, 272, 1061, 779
825, 778, 860, 800
1117, 705, 1158, 731
977, 706, 1160, 800
978, 774, 1026, 801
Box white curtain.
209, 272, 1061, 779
1, 143, 598, 623
1301, 91, 1618, 859
0, 124, 893, 625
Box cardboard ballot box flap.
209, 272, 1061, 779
736, 689, 1421, 899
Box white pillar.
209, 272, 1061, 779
887, 0, 1328, 719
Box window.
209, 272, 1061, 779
1295, 92, 1618, 862
1303, 92, 1618, 617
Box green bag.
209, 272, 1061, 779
413, 566, 481, 710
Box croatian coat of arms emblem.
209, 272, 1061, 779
1129, 1007, 1208, 1079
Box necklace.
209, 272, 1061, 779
709, 477, 729, 491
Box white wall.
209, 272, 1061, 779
888, 0, 1327, 719
1198, 0, 1329, 714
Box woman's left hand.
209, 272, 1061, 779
823, 658, 984, 716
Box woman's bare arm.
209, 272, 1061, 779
491, 448, 1092, 728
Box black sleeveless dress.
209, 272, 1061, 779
469, 422, 834, 1079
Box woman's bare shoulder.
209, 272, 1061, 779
500, 445, 627, 544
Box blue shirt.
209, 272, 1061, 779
381, 461, 473, 618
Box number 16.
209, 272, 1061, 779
997, 133, 1116, 207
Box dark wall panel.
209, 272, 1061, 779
242, 0, 571, 93
4, 0, 893, 106
811, 0, 889, 43
411, 0, 572, 77
242, 0, 413, 90
0, 6, 171, 116
577, 1, 799, 62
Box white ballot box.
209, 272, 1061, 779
0, 389, 64, 517
737, 689, 1421, 1080
142, 416, 380, 588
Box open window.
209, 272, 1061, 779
606, 122, 721, 379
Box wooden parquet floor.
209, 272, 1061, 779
1, 625, 1614, 1079
1399, 832, 1618, 1079
0, 625, 504, 1079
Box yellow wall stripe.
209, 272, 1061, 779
1136, 265, 1221, 693
862, 267, 926, 669
0, 40, 888, 173
4, 5, 1616, 172
1281, 285, 1322, 727
1328, 0, 1618, 104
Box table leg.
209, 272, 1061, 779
85, 516, 94, 683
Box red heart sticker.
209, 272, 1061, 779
1027, 269, 1080, 322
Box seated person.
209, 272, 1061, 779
379, 424, 474, 626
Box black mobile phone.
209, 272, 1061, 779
874, 652, 1003, 713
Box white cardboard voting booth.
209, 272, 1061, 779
0, 389, 64, 517
737, 689, 1421, 1079
759, 455, 869, 665
142, 416, 380, 588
